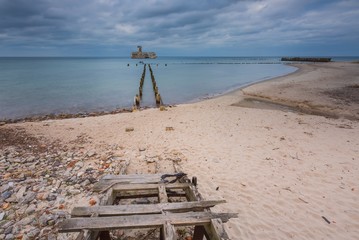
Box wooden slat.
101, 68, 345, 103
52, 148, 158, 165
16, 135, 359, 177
100, 188, 114, 205
93, 173, 164, 192
71, 200, 226, 217
82, 188, 115, 240
204, 218, 229, 240
59, 212, 238, 232
185, 185, 202, 201
112, 183, 190, 192
158, 185, 168, 203
102, 174, 163, 181
94, 179, 190, 192
161, 222, 177, 240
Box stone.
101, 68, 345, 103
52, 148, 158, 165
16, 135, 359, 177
5, 233, 14, 240
125, 127, 134, 132
16, 216, 34, 226
81, 179, 91, 187
1, 191, 12, 200
15, 186, 27, 201
1, 221, 13, 229
4, 225, 13, 234
46, 194, 57, 201
39, 214, 52, 227
20, 192, 36, 204
39, 227, 52, 237
25, 204, 36, 215
26, 227, 40, 239
87, 151, 96, 157
68, 189, 81, 195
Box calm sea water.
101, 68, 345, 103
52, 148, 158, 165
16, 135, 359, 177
1, 56, 353, 120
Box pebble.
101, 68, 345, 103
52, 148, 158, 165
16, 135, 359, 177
0, 138, 134, 239
25, 204, 36, 215
87, 151, 96, 157
19, 192, 36, 204
26, 227, 40, 238
1, 191, 12, 200
5, 233, 14, 240
15, 186, 27, 200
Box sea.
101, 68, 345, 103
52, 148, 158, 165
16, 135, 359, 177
0, 56, 356, 120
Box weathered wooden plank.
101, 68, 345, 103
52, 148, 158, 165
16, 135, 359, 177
112, 183, 190, 192
115, 190, 186, 200
160, 222, 177, 240
94, 174, 189, 192
204, 218, 229, 240
158, 185, 168, 203
116, 190, 162, 199
75, 230, 85, 240
100, 188, 114, 205
185, 185, 202, 201
59, 212, 238, 232
71, 200, 226, 217
102, 174, 163, 181
93, 174, 163, 192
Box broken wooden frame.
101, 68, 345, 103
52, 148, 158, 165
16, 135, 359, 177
58, 174, 237, 240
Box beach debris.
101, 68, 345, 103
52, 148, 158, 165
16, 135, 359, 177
125, 127, 134, 132
166, 127, 174, 131
322, 216, 331, 224
298, 197, 309, 204
89, 198, 97, 206
139, 146, 146, 151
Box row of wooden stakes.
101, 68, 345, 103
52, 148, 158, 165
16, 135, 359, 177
134, 64, 163, 109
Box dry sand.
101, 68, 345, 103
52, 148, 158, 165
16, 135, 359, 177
2, 62, 359, 239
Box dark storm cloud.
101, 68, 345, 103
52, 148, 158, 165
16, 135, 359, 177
0, 0, 358, 56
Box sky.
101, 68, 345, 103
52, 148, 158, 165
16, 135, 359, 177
0, 0, 358, 57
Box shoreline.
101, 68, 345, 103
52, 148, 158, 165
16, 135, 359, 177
1, 62, 359, 239
1, 64, 299, 124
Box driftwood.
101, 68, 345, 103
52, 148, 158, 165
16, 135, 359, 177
59, 174, 237, 240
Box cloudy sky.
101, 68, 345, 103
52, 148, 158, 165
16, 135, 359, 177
0, 0, 358, 56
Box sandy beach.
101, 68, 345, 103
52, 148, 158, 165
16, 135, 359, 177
1, 62, 358, 239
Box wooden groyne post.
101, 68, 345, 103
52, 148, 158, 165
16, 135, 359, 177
148, 64, 163, 107
134, 64, 147, 109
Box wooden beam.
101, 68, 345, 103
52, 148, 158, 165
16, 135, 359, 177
71, 200, 226, 217
94, 182, 190, 193
59, 212, 238, 232
100, 188, 114, 206
102, 174, 164, 180
113, 183, 190, 191
161, 222, 177, 240
204, 218, 229, 240
158, 185, 168, 203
